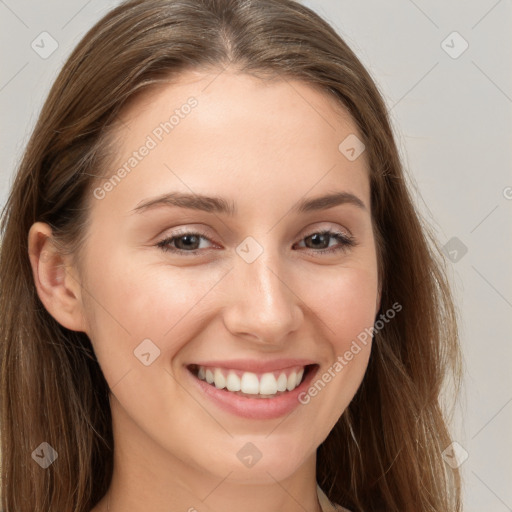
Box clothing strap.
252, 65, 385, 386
316, 484, 350, 512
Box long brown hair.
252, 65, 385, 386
0, 0, 463, 510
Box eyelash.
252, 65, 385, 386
155, 228, 357, 256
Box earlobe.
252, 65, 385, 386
27, 222, 86, 332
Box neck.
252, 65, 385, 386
96, 394, 325, 512
103, 477, 324, 512
101, 440, 323, 512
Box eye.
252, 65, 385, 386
294, 229, 356, 254
156, 229, 216, 255
155, 228, 357, 255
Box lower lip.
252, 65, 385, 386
186, 365, 319, 420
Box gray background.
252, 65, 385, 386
1, 0, 511, 509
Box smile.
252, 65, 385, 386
185, 363, 319, 419
189, 364, 307, 397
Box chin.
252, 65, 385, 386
204, 434, 314, 484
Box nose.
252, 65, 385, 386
222, 243, 304, 347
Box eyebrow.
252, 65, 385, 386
131, 191, 367, 216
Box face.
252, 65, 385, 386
71, 69, 380, 487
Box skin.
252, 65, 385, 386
28, 67, 381, 512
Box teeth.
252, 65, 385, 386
276, 373, 288, 392
259, 373, 278, 395
296, 367, 304, 385
226, 371, 241, 392
214, 368, 226, 389
241, 372, 260, 394
286, 371, 297, 391
193, 365, 307, 396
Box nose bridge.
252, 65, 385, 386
224, 236, 303, 343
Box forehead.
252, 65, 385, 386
93, 68, 370, 215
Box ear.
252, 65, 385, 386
27, 222, 87, 332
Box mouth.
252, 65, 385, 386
187, 363, 316, 399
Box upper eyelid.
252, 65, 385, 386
167, 220, 353, 237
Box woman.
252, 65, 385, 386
0, 0, 463, 511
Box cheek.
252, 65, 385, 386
307, 264, 379, 349
81, 248, 224, 381
296, 266, 377, 421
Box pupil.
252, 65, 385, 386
310, 233, 328, 248
179, 235, 198, 249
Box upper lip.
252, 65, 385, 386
188, 358, 317, 373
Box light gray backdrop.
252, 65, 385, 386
1, 0, 511, 509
